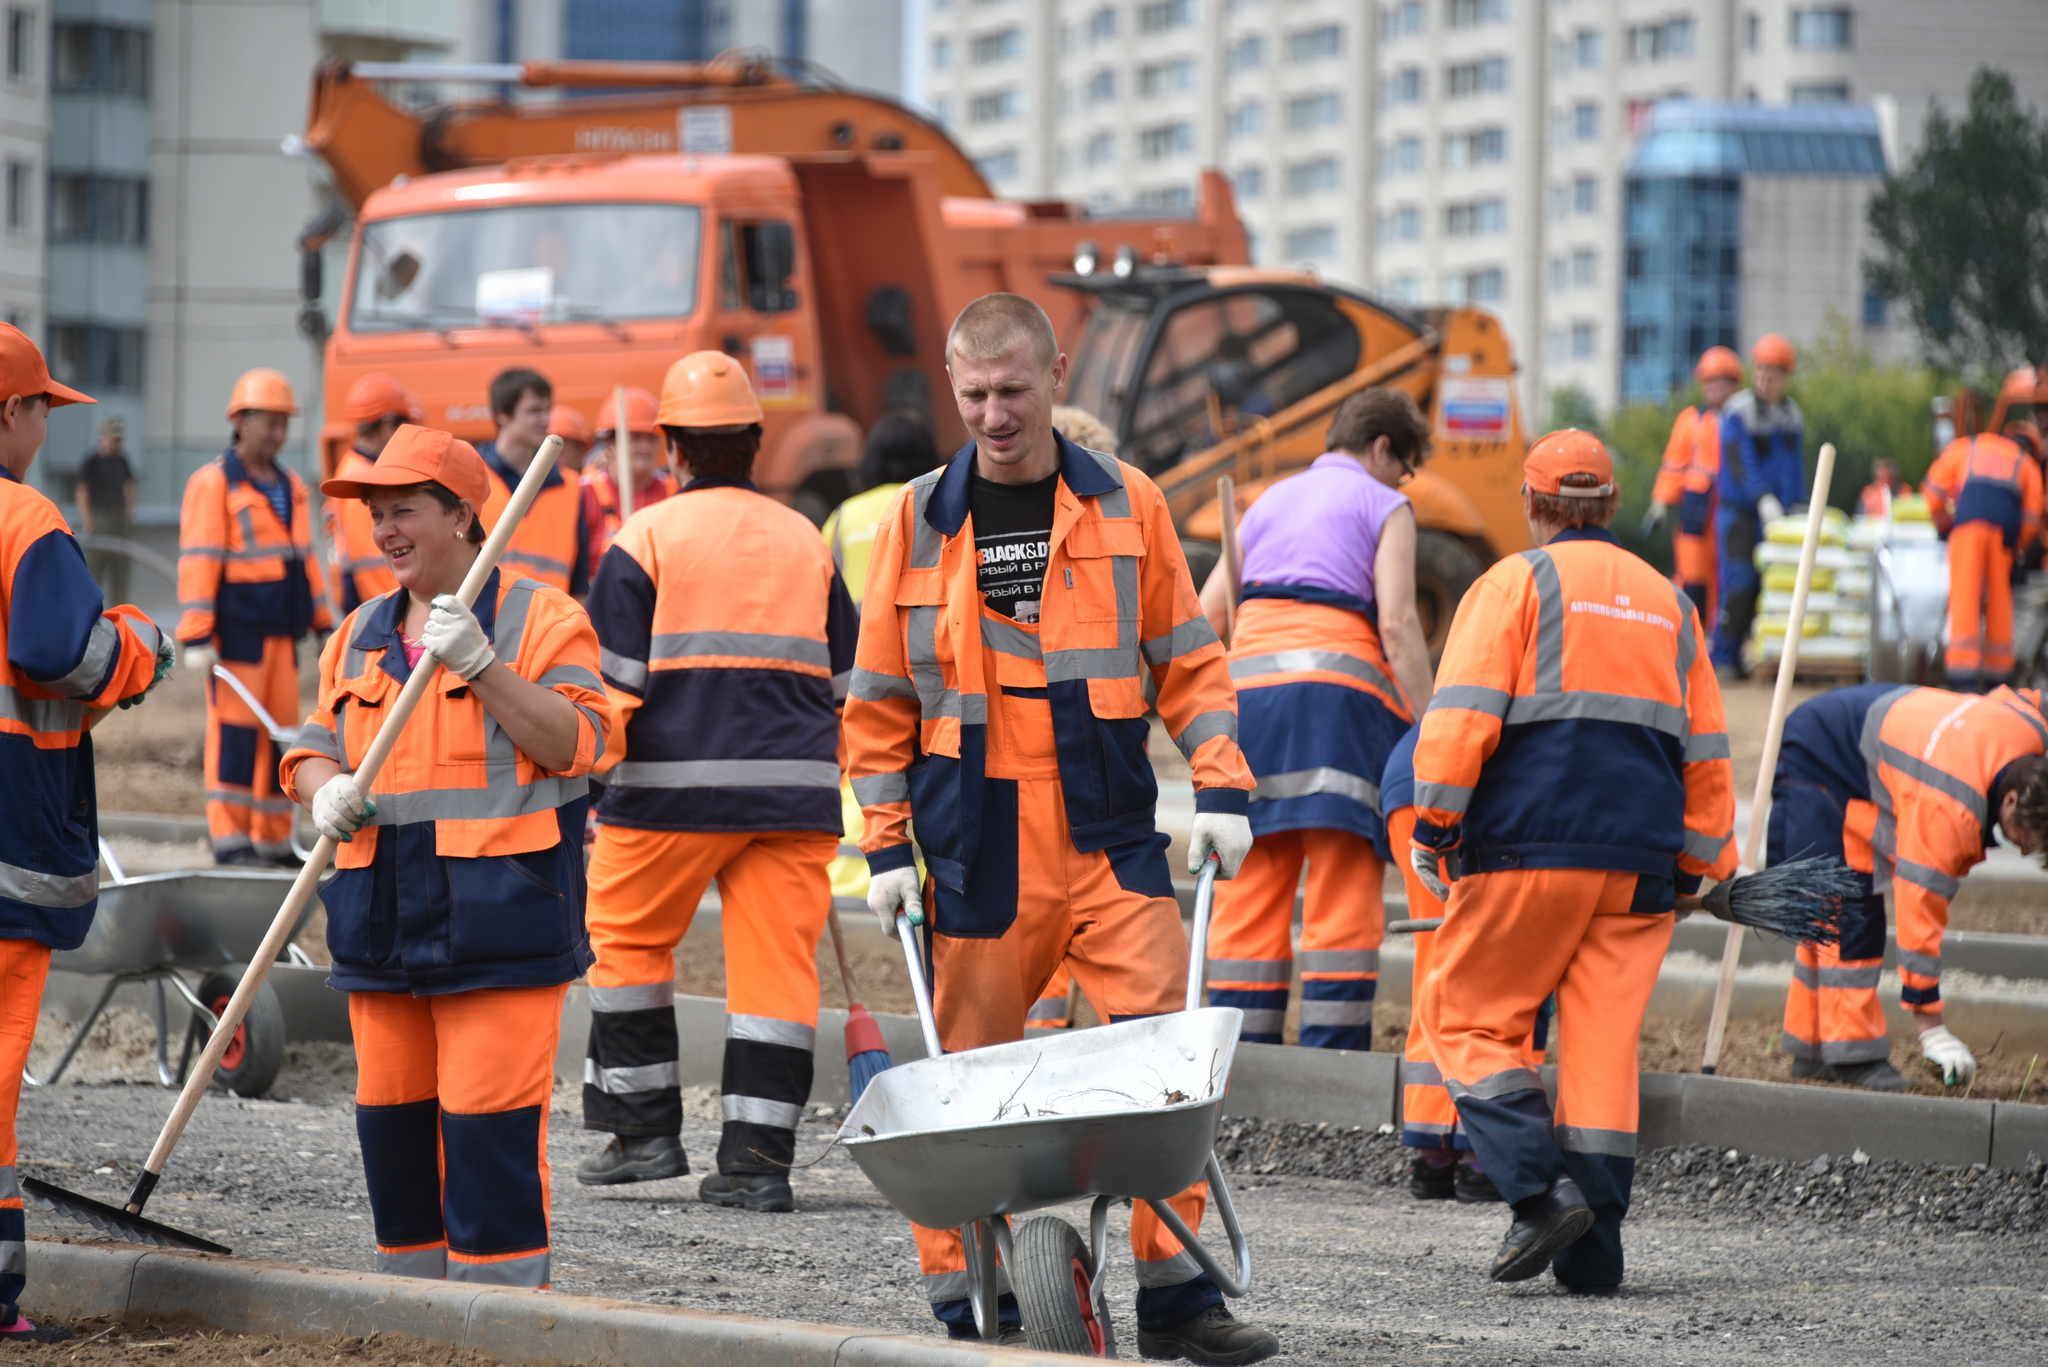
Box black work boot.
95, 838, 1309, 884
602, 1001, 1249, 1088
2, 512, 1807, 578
699, 1171, 794, 1212
1490, 1175, 1595, 1283
1408, 1154, 1456, 1200
1791, 1057, 1909, 1092
1454, 1157, 1502, 1204
1137, 1305, 1280, 1365
575, 1134, 689, 1186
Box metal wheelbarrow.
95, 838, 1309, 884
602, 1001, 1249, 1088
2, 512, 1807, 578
840, 859, 1252, 1356
22, 841, 314, 1098
210, 663, 317, 862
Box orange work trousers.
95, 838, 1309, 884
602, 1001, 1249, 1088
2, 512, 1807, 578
1672, 530, 1718, 637
582, 826, 831, 1173
1418, 867, 1671, 1289
1776, 789, 1893, 1066
1208, 828, 1382, 1049
350, 983, 566, 1287
1946, 522, 2015, 686
204, 636, 299, 862
2, 939, 52, 1310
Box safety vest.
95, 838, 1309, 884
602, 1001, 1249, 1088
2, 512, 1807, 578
327, 448, 397, 614
1653, 405, 1721, 535
580, 464, 676, 576
1927, 434, 2042, 550
823, 482, 905, 609
480, 444, 588, 595
1412, 526, 1736, 888
1, 470, 165, 948
844, 436, 1253, 893
587, 479, 855, 833
1718, 390, 1804, 516
176, 450, 331, 657
280, 569, 609, 993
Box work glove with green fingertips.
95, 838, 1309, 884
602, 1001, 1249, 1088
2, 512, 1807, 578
1917, 1024, 1976, 1086
866, 866, 924, 935
312, 772, 377, 843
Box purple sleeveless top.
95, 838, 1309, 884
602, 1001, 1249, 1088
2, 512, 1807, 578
1236, 452, 1409, 605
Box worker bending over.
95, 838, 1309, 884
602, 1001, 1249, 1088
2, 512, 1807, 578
282, 426, 607, 1289
1925, 431, 2042, 690
1772, 682, 2048, 1089
578, 352, 855, 1214
1645, 346, 1741, 628
1200, 388, 1434, 1049
580, 387, 675, 575
328, 373, 424, 614
1411, 430, 1735, 1292
477, 367, 589, 596
177, 369, 332, 866
1, 326, 171, 1343
1714, 334, 1805, 676
847, 293, 1276, 1362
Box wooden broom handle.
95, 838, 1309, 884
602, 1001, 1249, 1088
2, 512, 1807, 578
826, 906, 862, 1004
1217, 476, 1242, 645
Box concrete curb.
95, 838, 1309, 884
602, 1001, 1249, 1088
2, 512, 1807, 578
24, 1241, 1061, 1365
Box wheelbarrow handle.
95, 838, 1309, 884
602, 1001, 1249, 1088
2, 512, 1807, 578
895, 911, 944, 1060
1186, 855, 1220, 1012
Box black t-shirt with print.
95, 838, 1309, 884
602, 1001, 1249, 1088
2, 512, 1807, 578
971, 470, 1057, 623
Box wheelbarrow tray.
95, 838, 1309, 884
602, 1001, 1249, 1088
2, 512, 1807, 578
53, 870, 310, 977
839, 1006, 1241, 1232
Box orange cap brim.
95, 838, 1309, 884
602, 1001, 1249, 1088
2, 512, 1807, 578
321, 455, 451, 501
46, 377, 95, 407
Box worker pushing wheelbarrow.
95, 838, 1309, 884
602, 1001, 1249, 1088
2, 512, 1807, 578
841, 859, 1253, 1357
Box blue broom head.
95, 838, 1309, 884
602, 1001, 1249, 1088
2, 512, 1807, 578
1705, 857, 1861, 945
849, 1048, 893, 1104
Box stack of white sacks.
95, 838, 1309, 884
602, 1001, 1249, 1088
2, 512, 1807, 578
1751, 494, 1938, 674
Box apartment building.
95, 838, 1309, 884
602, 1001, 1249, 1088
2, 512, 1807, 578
0, 4, 47, 347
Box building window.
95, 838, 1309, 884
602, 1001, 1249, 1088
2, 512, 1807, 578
1573, 175, 1599, 214
50, 322, 144, 391
1790, 7, 1853, 50
1381, 1, 1426, 40
1790, 82, 1852, 104
1575, 28, 1602, 68
1088, 6, 1117, 41
1381, 135, 1425, 177
1285, 91, 1343, 129
1457, 266, 1505, 303
1571, 248, 1597, 286
1232, 165, 1265, 200
1138, 121, 1194, 161
1287, 24, 1343, 61
1228, 101, 1266, 137
1226, 34, 1264, 73
1384, 273, 1422, 303
1628, 17, 1695, 62
1745, 11, 1760, 50
1135, 184, 1194, 213
977, 147, 1019, 182
1570, 321, 1597, 359
968, 88, 1018, 123
1442, 125, 1506, 168
1086, 68, 1116, 103
49, 173, 147, 245
1138, 58, 1195, 96
1085, 131, 1116, 165
1379, 204, 1422, 243
1548, 255, 1569, 290
969, 28, 1022, 63
6, 7, 32, 83
1385, 67, 1425, 106
931, 36, 953, 69
1444, 197, 1506, 237
1282, 224, 1338, 260
1138, 0, 1192, 34
1445, 0, 1508, 29
1285, 156, 1341, 195
1861, 287, 1888, 328
1572, 101, 1600, 140
51, 22, 148, 96
1445, 57, 1508, 97
4, 158, 25, 231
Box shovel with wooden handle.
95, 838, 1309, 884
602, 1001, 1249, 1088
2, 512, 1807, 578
24, 435, 567, 1254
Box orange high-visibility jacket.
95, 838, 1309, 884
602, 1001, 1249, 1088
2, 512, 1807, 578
844, 436, 1253, 892
1412, 527, 1737, 891
579, 465, 677, 579
327, 449, 397, 614
175, 451, 332, 652
1651, 405, 1722, 528
480, 445, 589, 596
1925, 434, 2043, 549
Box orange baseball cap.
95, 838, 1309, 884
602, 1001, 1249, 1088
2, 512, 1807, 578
0, 323, 94, 407
321, 424, 490, 509
1523, 429, 1614, 497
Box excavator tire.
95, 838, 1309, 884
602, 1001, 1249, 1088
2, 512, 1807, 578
1415, 529, 1487, 659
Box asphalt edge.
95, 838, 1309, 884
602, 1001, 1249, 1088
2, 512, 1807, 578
25, 1240, 1064, 1365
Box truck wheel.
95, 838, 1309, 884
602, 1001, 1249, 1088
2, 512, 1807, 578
188, 966, 286, 1099
1013, 1216, 1116, 1357
1415, 530, 1487, 657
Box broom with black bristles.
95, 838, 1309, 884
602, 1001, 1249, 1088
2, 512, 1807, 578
1387, 856, 1860, 945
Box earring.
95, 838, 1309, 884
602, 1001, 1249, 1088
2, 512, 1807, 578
454, 530, 463, 540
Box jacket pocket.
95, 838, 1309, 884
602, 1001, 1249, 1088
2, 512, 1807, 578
333, 675, 388, 770
320, 866, 395, 969
445, 848, 575, 964
1057, 519, 1146, 625
1678, 489, 1712, 537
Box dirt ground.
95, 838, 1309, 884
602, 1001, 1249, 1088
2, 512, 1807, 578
26, 1319, 511, 1364
88, 661, 319, 818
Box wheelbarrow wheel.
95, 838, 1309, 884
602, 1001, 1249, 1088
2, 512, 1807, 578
188, 966, 286, 1098
1014, 1215, 1116, 1358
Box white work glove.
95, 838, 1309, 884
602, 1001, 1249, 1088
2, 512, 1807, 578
182, 643, 216, 673
421, 593, 495, 680
1757, 494, 1786, 525
867, 866, 924, 935
1410, 844, 1449, 901
1188, 812, 1253, 879
1640, 503, 1667, 536
311, 772, 377, 843
1918, 1024, 1977, 1087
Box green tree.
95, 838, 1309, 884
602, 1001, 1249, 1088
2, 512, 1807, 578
1544, 384, 1605, 437
1867, 68, 2048, 374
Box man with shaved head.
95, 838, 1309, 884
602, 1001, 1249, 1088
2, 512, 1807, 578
844, 294, 1277, 1361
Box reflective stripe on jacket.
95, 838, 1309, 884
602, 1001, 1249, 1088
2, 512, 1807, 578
278, 570, 610, 993
176, 450, 332, 654
1652, 405, 1721, 536
1925, 434, 2043, 550
1, 469, 166, 948
1412, 526, 1737, 888
586, 479, 856, 833
844, 435, 1252, 891
480, 444, 590, 596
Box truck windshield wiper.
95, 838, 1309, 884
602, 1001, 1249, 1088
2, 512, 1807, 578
553, 306, 631, 341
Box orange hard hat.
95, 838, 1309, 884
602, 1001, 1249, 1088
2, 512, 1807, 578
597, 387, 662, 437
342, 372, 422, 424
548, 405, 593, 445
1751, 334, 1796, 372
657, 351, 763, 429
226, 367, 298, 419
1998, 366, 2045, 406
1695, 347, 1742, 382
1524, 429, 1614, 496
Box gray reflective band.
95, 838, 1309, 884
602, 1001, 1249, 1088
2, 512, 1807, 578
1207, 957, 1290, 983
1300, 949, 1378, 974
1683, 828, 1731, 864
1893, 858, 1962, 899
0, 1164, 17, 1200
1237, 1007, 1285, 1034
503, 548, 572, 576
377, 1246, 448, 1278
1412, 780, 1473, 816
0, 683, 85, 734
1555, 1125, 1636, 1157
346, 556, 386, 572
1873, 742, 1987, 823
1404, 1121, 1456, 1137
906, 605, 946, 716
727, 1013, 816, 1050
722, 1094, 803, 1129
369, 776, 587, 824
1025, 998, 1068, 1021
1429, 684, 1510, 717
923, 1270, 974, 1302
1299, 999, 1371, 1027
1999, 696, 2048, 747
1, 1238, 24, 1276
1079, 446, 1132, 518
1792, 962, 1883, 990
582, 1058, 679, 1094
573, 702, 607, 766
849, 668, 915, 701
928, 689, 988, 723
1504, 691, 1688, 738
1685, 731, 1732, 762
180, 598, 215, 613
1673, 580, 1699, 702
1524, 549, 1566, 693
1401, 1059, 1444, 1086
1897, 948, 1942, 977
294, 721, 341, 761
600, 648, 649, 690
1446, 1067, 1543, 1100
449, 1251, 549, 1287
1254, 766, 1379, 809
853, 771, 910, 805
588, 981, 674, 1012
832, 670, 850, 703
1045, 644, 1139, 684
49, 616, 119, 697
649, 630, 830, 669
606, 759, 839, 790
1230, 649, 1395, 696
837, 843, 864, 860
980, 616, 1042, 660
206, 789, 298, 814
1134, 1249, 1204, 1289
1173, 709, 1236, 758
1143, 616, 1220, 666
536, 664, 603, 693
0, 857, 99, 909
909, 472, 944, 569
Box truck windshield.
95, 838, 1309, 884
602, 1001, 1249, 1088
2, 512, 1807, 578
349, 202, 702, 333
1066, 303, 1149, 436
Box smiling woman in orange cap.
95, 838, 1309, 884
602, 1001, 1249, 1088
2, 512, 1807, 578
278, 424, 611, 1292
